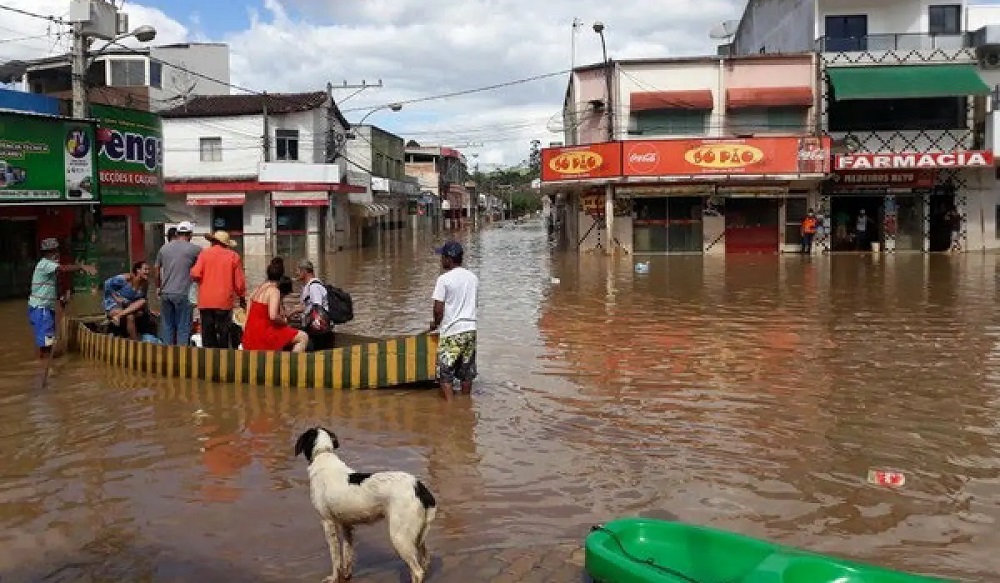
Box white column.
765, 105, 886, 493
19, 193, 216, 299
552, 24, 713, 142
604, 184, 614, 254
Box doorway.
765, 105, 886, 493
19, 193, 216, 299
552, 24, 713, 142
928, 193, 957, 252
725, 198, 779, 254
0, 218, 37, 299
830, 195, 883, 251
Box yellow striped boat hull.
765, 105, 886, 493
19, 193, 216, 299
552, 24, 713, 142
64, 317, 439, 390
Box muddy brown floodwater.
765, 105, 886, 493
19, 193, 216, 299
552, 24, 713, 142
2, 221, 1000, 582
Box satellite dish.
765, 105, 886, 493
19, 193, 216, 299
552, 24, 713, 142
709, 19, 740, 40
546, 111, 566, 133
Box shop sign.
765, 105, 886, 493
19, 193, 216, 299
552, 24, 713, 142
541, 142, 622, 181
830, 170, 937, 190
580, 192, 605, 217
834, 151, 993, 171
0, 111, 96, 203
92, 104, 164, 206
623, 137, 830, 176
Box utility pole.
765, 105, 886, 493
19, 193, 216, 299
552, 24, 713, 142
71, 22, 88, 118
262, 92, 270, 161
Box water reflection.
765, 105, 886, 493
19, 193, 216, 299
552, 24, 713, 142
0, 224, 999, 580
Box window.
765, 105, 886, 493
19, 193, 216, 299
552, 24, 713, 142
276, 129, 299, 161
995, 204, 1000, 239
275, 207, 307, 258
828, 96, 966, 131
824, 15, 868, 51
109, 59, 146, 87
929, 5, 961, 35
211, 207, 243, 254
629, 110, 708, 136
727, 107, 808, 135
200, 137, 222, 162
149, 61, 162, 89
374, 153, 385, 175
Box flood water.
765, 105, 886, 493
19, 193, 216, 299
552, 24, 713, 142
3, 221, 1000, 581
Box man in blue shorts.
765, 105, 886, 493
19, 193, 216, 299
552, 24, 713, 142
28, 238, 96, 359
428, 240, 479, 400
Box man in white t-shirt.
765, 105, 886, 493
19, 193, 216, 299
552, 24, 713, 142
429, 240, 478, 399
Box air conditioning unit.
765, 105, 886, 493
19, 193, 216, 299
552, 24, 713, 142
980, 48, 1000, 70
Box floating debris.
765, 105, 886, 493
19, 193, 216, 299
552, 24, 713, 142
868, 469, 906, 488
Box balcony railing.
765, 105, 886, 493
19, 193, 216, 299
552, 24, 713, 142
816, 33, 969, 53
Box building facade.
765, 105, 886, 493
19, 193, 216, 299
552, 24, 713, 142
342, 124, 420, 245
405, 144, 470, 227
543, 54, 829, 255
732, 0, 1000, 252
161, 91, 361, 269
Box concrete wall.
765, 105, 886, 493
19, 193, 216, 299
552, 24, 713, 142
568, 68, 611, 145
150, 44, 230, 105
618, 60, 723, 139
816, 0, 972, 38
734, 0, 816, 56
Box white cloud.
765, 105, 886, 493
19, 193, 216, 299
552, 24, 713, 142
0, 0, 745, 165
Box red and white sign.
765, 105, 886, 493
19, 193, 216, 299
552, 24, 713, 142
835, 151, 994, 171
186, 193, 245, 206
830, 170, 937, 190
271, 191, 328, 207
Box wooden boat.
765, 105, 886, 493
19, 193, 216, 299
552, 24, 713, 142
63, 316, 439, 390
585, 518, 948, 583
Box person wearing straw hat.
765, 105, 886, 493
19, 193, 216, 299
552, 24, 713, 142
190, 230, 247, 349
28, 237, 96, 359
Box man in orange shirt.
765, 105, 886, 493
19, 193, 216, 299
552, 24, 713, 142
190, 230, 247, 348
800, 209, 818, 254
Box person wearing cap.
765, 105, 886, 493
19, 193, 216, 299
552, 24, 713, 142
293, 259, 334, 350
429, 240, 479, 399
155, 221, 202, 345
28, 237, 96, 359
190, 230, 247, 349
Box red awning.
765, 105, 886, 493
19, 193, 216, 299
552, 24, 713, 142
630, 90, 714, 111
726, 87, 814, 109
165, 180, 366, 194
187, 193, 244, 206
272, 191, 328, 207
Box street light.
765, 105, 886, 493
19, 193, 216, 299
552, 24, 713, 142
72, 23, 158, 118
356, 102, 403, 126
593, 21, 612, 141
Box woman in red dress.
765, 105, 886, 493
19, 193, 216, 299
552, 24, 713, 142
241, 258, 308, 352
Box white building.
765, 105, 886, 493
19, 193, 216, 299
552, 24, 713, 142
161, 91, 360, 265
731, 0, 1000, 252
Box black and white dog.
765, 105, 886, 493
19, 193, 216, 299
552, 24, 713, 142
294, 427, 437, 583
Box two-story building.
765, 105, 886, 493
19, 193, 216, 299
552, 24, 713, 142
343, 124, 420, 245
732, 0, 998, 253
161, 91, 361, 270
405, 144, 470, 227
542, 54, 830, 255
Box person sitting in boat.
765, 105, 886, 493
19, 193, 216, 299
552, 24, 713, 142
241, 257, 309, 353
293, 259, 335, 351
103, 261, 156, 340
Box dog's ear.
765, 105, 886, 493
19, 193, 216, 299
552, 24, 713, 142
321, 426, 340, 449
294, 428, 318, 461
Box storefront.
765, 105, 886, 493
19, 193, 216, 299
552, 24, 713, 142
0, 111, 100, 297
271, 191, 326, 259
92, 105, 165, 277
184, 193, 247, 254
828, 151, 993, 252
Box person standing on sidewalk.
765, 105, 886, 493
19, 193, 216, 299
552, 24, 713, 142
428, 240, 478, 400
28, 238, 96, 359
190, 230, 246, 349
155, 221, 201, 345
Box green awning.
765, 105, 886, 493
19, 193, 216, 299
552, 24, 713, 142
827, 65, 991, 101
139, 206, 169, 223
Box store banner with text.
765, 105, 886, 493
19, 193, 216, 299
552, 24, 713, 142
623, 137, 831, 177
0, 112, 96, 203
92, 104, 164, 206
541, 142, 623, 181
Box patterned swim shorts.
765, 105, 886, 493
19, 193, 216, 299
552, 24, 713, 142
436, 330, 477, 384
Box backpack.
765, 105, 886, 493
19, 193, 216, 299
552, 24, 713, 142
303, 282, 354, 334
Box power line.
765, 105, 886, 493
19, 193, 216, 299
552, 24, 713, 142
0, 4, 67, 26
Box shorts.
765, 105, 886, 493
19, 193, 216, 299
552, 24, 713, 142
28, 306, 56, 348
436, 331, 477, 384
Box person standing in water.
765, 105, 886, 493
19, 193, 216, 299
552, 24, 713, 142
428, 241, 479, 400
28, 238, 96, 359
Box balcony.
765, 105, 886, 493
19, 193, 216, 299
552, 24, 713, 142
816, 33, 969, 53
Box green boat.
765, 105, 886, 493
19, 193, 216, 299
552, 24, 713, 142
585, 518, 950, 583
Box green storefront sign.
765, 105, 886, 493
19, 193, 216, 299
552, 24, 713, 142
91, 104, 164, 206
0, 112, 97, 202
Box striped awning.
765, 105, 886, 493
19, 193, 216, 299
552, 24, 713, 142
350, 203, 390, 218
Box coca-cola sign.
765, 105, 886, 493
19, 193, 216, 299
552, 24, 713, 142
625, 143, 660, 174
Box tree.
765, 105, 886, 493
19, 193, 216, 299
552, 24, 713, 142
528, 139, 541, 179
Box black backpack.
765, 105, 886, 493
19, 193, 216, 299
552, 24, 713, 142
304, 281, 354, 334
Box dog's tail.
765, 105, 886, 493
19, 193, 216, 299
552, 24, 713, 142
414, 479, 437, 524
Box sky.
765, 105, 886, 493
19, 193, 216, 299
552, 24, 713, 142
0, 0, 915, 168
